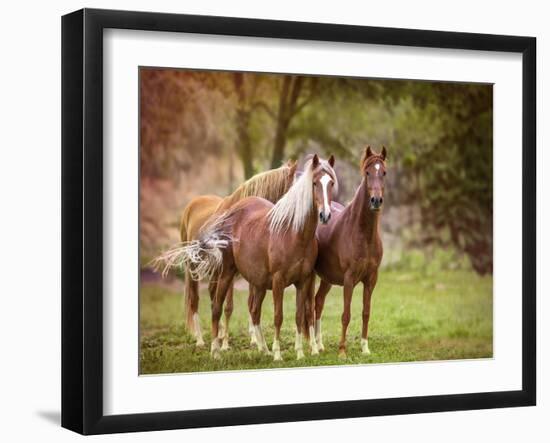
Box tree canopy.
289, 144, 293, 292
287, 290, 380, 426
140, 68, 492, 274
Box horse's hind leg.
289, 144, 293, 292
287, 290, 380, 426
302, 274, 319, 356
247, 288, 257, 346
272, 274, 285, 361
208, 279, 230, 349
314, 279, 332, 352
250, 285, 269, 354
221, 284, 234, 351
210, 271, 235, 359
185, 270, 204, 347
294, 282, 307, 360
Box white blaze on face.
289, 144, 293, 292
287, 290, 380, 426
374, 163, 381, 175
320, 173, 332, 216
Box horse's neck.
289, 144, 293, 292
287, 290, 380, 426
348, 179, 380, 243
301, 204, 319, 243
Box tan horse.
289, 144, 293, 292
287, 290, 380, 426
157, 162, 296, 349
185, 155, 337, 360
313, 146, 386, 358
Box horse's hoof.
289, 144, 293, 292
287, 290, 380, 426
210, 341, 221, 359
317, 343, 325, 352
338, 350, 347, 359
311, 344, 319, 356
296, 350, 305, 360
273, 352, 283, 361
361, 348, 371, 355
361, 339, 371, 355
250, 337, 258, 346
221, 341, 230, 351
196, 339, 206, 348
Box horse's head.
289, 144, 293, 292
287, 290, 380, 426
311, 154, 337, 224
361, 146, 387, 211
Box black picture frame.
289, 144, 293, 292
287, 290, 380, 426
61, 8, 536, 435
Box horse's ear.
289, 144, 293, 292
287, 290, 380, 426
328, 154, 335, 168
311, 154, 319, 169
381, 146, 387, 160
360, 146, 371, 170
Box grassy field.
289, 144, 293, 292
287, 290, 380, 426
140, 270, 492, 374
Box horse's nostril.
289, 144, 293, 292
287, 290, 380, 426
379, 197, 383, 204
370, 197, 375, 203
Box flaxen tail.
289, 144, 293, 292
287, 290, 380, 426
152, 212, 233, 282
180, 212, 234, 283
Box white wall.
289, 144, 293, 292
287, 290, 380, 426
0, 1, 546, 441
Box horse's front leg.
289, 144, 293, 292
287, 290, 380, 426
338, 273, 355, 359
314, 279, 332, 352
361, 270, 378, 355
272, 275, 285, 361
210, 272, 234, 359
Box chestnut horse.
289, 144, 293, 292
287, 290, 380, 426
156, 162, 296, 349
185, 155, 337, 360
313, 146, 386, 358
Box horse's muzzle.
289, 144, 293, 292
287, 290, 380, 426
319, 211, 331, 224
370, 196, 383, 211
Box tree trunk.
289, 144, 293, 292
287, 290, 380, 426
236, 109, 254, 179
233, 73, 255, 179
270, 76, 304, 168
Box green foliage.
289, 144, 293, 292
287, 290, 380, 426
385, 246, 472, 276
286, 79, 493, 274
140, 270, 492, 373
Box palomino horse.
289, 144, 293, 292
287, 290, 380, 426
313, 146, 386, 358
158, 162, 296, 349
184, 155, 337, 360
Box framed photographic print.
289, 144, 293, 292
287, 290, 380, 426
61, 8, 536, 435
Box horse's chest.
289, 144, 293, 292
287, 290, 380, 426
282, 255, 312, 282
344, 251, 381, 282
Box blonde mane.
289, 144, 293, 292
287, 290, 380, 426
218, 163, 295, 212
268, 158, 336, 234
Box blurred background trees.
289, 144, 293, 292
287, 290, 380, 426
140, 68, 492, 275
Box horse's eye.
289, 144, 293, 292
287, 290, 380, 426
383, 171, 386, 176
366, 172, 370, 176
313, 183, 317, 186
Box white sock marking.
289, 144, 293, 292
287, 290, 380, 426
361, 338, 371, 354
193, 313, 204, 345
294, 326, 303, 351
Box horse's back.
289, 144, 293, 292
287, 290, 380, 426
180, 195, 223, 241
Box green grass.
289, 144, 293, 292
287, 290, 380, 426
140, 270, 492, 374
